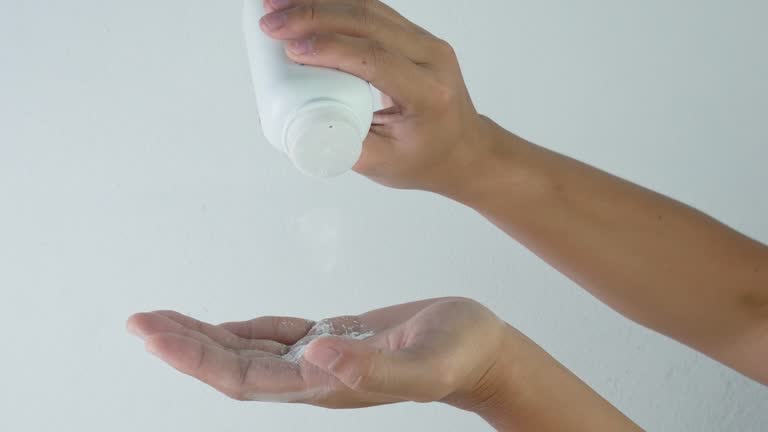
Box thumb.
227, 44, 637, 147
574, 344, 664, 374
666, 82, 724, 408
303, 335, 452, 402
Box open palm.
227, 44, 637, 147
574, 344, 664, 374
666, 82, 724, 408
127, 297, 508, 409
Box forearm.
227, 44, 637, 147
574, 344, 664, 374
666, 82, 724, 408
450, 326, 643, 431
446, 117, 768, 382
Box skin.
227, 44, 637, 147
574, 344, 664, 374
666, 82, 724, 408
128, 0, 768, 429
128, 298, 641, 431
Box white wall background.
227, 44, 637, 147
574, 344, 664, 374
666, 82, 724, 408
2, 0, 767, 430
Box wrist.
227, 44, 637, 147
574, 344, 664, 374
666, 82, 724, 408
441, 324, 531, 430
434, 116, 543, 211
446, 325, 643, 432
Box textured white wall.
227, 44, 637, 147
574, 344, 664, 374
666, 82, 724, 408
1, 1, 766, 431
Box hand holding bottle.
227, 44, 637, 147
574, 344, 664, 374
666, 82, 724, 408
258, 0, 496, 192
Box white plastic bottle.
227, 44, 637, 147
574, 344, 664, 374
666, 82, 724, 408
242, 0, 374, 177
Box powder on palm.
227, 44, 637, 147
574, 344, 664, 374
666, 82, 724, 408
282, 319, 374, 363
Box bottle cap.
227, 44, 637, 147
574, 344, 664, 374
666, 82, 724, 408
285, 102, 365, 178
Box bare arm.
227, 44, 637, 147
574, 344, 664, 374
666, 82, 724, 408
444, 117, 768, 384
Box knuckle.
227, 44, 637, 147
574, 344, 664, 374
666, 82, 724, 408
442, 296, 479, 308
295, 2, 319, 26
434, 38, 457, 59
228, 390, 249, 402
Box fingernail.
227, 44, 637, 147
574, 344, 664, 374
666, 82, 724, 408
270, 0, 292, 9
306, 346, 341, 370
127, 326, 144, 340
145, 342, 160, 357
288, 39, 313, 55
261, 12, 287, 31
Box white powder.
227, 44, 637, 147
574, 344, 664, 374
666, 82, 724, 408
282, 319, 375, 363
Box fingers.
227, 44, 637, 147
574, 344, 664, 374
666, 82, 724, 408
257, 0, 449, 108
260, 1, 436, 63
127, 312, 287, 355
285, 33, 434, 109
264, 0, 429, 35
145, 333, 306, 400
155, 311, 289, 354
303, 335, 454, 402
218, 316, 315, 345
128, 312, 224, 350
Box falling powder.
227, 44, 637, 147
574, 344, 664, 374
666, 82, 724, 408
282, 319, 375, 363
